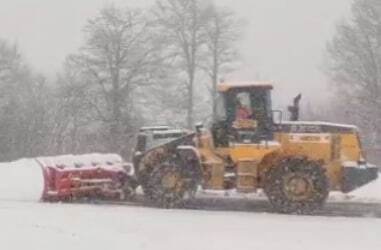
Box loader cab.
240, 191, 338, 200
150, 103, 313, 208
212, 82, 274, 147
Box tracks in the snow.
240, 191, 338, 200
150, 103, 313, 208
88, 195, 381, 219
186, 197, 381, 218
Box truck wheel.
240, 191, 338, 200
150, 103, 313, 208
148, 163, 186, 208
264, 158, 329, 214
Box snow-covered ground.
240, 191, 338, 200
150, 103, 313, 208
0, 159, 380, 250
1, 200, 380, 250
330, 179, 381, 203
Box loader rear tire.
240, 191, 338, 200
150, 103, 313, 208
147, 163, 186, 208
264, 158, 329, 214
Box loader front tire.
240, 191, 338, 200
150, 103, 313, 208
147, 163, 186, 208
264, 158, 329, 214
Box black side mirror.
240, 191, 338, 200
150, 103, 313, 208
288, 93, 302, 121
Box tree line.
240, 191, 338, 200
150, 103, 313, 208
0, 0, 241, 161
1, 0, 381, 162
326, 0, 381, 148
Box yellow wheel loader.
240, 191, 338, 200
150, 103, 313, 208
133, 82, 378, 214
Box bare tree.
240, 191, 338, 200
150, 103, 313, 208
65, 5, 164, 153
0, 39, 53, 160
326, 0, 381, 146
48, 60, 97, 155
203, 5, 242, 121
153, 0, 210, 128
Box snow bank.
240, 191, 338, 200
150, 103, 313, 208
0, 159, 44, 201
330, 178, 381, 203
0, 154, 126, 202
351, 178, 381, 198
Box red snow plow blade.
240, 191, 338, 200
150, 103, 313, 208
36, 154, 136, 202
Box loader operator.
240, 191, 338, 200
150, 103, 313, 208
233, 97, 256, 140
235, 99, 252, 120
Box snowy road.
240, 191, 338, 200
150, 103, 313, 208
186, 196, 381, 218
0, 158, 381, 250
1, 198, 381, 250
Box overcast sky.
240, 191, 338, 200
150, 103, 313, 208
0, 0, 351, 107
